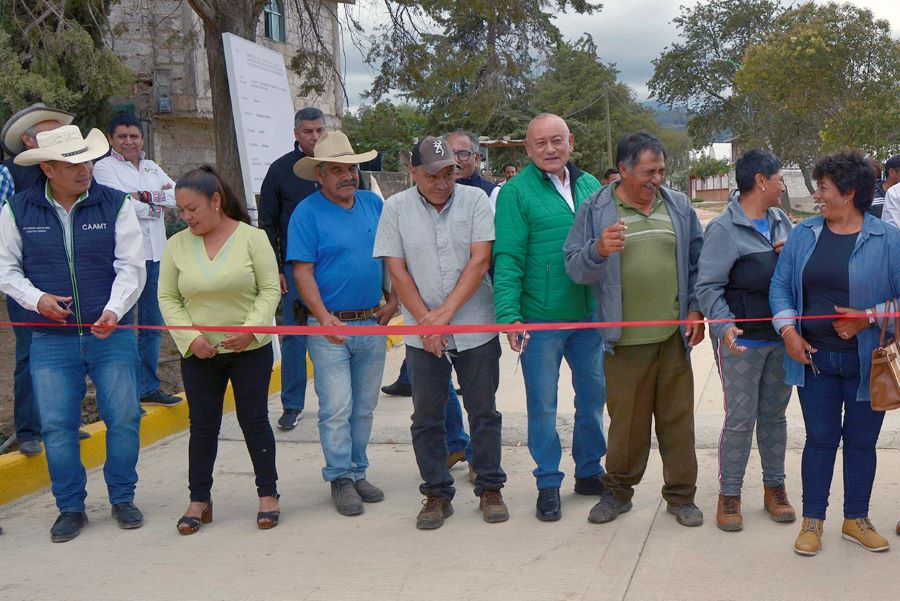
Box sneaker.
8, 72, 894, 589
535, 488, 561, 522
716, 494, 743, 532
842, 518, 890, 552
447, 450, 467, 469
381, 380, 412, 397
330, 478, 364, 516
794, 517, 824, 556
111, 502, 144, 529
667, 502, 704, 527
764, 484, 796, 523
479, 490, 509, 523
574, 474, 605, 496
277, 409, 303, 431
416, 496, 453, 530
18, 439, 42, 457
50, 512, 88, 543
588, 490, 632, 524
353, 479, 385, 503
140, 389, 183, 406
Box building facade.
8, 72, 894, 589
106, 0, 344, 180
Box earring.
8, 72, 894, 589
761, 186, 766, 191
215, 206, 220, 211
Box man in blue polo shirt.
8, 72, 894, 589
287, 131, 397, 517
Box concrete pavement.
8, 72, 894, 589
4, 337, 900, 601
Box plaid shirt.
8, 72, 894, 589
0, 164, 13, 206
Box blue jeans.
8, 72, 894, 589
280, 264, 308, 412
307, 317, 386, 482
137, 260, 163, 396
797, 351, 885, 520
29, 330, 141, 512
520, 321, 606, 490
7, 297, 40, 443
399, 358, 471, 459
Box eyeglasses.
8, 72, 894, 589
454, 150, 474, 160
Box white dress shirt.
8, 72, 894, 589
882, 185, 900, 229
0, 182, 146, 321
547, 166, 574, 212
93, 150, 176, 262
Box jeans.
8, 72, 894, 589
399, 359, 471, 458
407, 337, 505, 499
307, 317, 386, 482
520, 320, 606, 490
7, 297, 40, 443
29, 330, 141, 512
137, 260, 163, 396
280, 264, 308, 412
181, 344, 277, 501
797, 351, 885, 520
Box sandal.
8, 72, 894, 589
257, 494, 281, 530
177, 500, 212, 535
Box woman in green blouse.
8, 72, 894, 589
159, 165, 282, 534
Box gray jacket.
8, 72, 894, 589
563, 183, 703, 354
696, 193, 793, 341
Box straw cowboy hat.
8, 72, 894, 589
14, 125, 109, 166
293, 131, 377, 180
1, 103, 75, 156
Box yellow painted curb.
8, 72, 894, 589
0, 364, 283, 506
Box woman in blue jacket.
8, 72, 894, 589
770, 150, 900, 556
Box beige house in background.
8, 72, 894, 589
106, 0, 345, 180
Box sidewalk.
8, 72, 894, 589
4, 337, 900, 601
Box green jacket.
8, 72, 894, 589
493, 161, 600, 323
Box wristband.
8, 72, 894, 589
780, 325, 796, 338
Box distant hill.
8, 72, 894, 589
643, 100, 689, 129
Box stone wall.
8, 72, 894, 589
363, 171, 411, 199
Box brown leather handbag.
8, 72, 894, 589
870, 299, 900, 411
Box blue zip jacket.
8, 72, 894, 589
770, 213, 900, 400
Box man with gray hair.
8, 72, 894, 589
259, 107, 326, 431
564, 131, 705, 527
446, 129, 500, 212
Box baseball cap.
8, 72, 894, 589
411, 136, 458, 175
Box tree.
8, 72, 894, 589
341, 102, 427, 172
364, 0, 602, 134
648, 0, 783, 145
0, 0, 133, 136
734, 2, 900, 190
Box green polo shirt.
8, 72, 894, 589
615, 185, 679, 346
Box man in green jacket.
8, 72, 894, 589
494, 113, 605, 522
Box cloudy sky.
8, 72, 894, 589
338, 0, 899, 112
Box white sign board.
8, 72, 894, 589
222, 32, 296, 222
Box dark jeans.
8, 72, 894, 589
399, 358, 472, 459
137, 260, 163, 396
7, 298, 40, 442
181, 344, 278, 501
797, 351, 885, 520
407, 337, 505, 500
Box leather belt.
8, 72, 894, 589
330, 306, 380, 321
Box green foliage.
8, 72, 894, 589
341, 102, 428, 171
0, 1, 133, 135
689, 154, 730, 179
365, 0, 601, 133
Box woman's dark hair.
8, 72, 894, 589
735, 149, 781, 193
812, 150, 876, 211
175, 165, 251, 224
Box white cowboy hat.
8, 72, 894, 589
14, 125, 109, 166
1, 103, 75, 156
293, 131, 377, 180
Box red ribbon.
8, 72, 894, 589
0, 311, 889, 337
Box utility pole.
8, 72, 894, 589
604, 84, 613, 169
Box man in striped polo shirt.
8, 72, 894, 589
564, 132, 705, 527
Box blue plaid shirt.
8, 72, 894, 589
0, 164, 13, 206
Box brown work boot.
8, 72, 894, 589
416, 496, 453, 530
794, 517, 824, 556
716, 494, 743, 532
764, 484, 796, 523
447, 450, 466, 469
478, 490, 510, 524
841, 518, 890, 552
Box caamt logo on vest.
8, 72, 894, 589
82, 223, 108, 230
